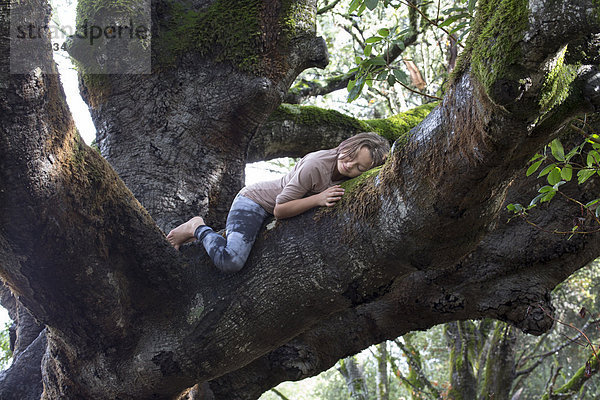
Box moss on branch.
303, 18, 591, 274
156, 0, 315, 75
269, 101, 438, 143
365, 102, 438, 144
453, 0, 529, 97
540, 353, 599, 400
539, 45, 578, 114
158, 1, 263, 72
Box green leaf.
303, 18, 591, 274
553, 180, 566, 190
542, 191, 556, 203
587, 150, 600, 167
349, 0, 362, 13
439, 13, 470, 28
377, 28, 390, 37
578, 169, 595, 184
565, 144, 581, 161
393, 69, 409, 85
365, 0, 378, 10
547, 167, 562, 185
529, 153, 543, 162
508, 203, 523, 212
526, 160, 543, 176
597, 206, 600, 218
538, 185, 555, 193
365, 36, 383, 44
365, 56, 387, 65
538, 163, 556, 178
449, 21, 469, 34
561, 164, 573, 181
347, 75, 366, 102
530, 193, 545, 207
387, 74, 396, 86
585, 199, 600, 208
355, 56, 363, 64
457, 27, 471, 42
364, 45, 372, 57
394, 40, 406, 51
347, 78, 356, 93
357, 2, 366, 15
377, 70, 387, 80
550, 138, 565, 161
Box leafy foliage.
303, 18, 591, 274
292, 0, 473, 119
507, 118, 600, 237
0, 322, 12, 370
345, 0, 476, 102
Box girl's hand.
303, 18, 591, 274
316, 185, 345, 207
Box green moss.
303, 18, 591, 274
540, 354, 599, 399
539, 46, 578, 113
269, 103, 370, 130
452, 0, 529, 96
340, 166, 382, 195
280, 0, 315, 38
365, 102, 438, 143
158, 1, 263, 72
270, 102, 437, 143
155, 0, 315, 74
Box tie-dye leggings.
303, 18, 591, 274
194, 193, 269, 273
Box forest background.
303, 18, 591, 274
2, 0, 600, 399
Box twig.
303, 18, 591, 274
536, 305, 598, 359
394, 76, 442, 100
317, 0, 342, 14
270, 388, 291, 400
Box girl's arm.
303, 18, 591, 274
273, 185, 345, 219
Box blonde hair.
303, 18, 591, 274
336, 132, 390, 168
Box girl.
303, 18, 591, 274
167, 132, 390, 273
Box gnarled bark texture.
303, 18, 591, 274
2, 0, 600, 399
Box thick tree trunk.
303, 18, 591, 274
339, 356, 369, 400
446, 322, 477, 400
375, 342, 389, 400
479, 325, 517, 400
2, 0, 600, 399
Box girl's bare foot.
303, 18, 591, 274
167, 216, 205, 250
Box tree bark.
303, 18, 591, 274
339, 356, 369, 400
479, 325, 517, 400
375, 342, 389, 400
2, 0, 600, 399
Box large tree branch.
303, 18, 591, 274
3, 1, 600, 399
247, 102, 437, 161
205, 117, 600, 398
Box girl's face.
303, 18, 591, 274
337, 146, 374, 178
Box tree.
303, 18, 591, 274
2, 0, 600, 399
